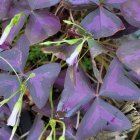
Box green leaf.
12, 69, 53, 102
40, 38, 82, 46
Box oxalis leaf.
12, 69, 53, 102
57, 58, 140, 139
0, 0, 12, 20
100, 58, 140, 101
25, 10, 61, 45
81, 6, 125, 39
0, 74, 20, 111
76, 98, 131, 140
57, 66, 94, 117
25, 63, 61, 109
26, 115, 44, 140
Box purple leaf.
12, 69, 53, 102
27, 0, 60, 10
57, 66, 94, 117
26, 115, 44, 140
2, 14, 26, 44
64, 0, 96, 10
0, 0, 12, 20
26, 63, 61, 109
25, 10, 61, 45
42, 43, 78, 61
116, 40, 140, 75
0, 126, 19, 140
8, 0, 30, 17
121, 0, 140, 27
76, 98, 131, 140
81, 7, 125, 39
0, 43, 11, 50
111, 16, 139, 38
32, 100, 58, 117
127, 71, 140, 84
0, 74, 20, 111
100, 58, 140, 101
54, 69, 66, 90
0, 35, 29, 73
65, 127, 76, 140
0, 105, 10, 116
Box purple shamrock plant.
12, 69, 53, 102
41, 19, 140, 139
57, 58, 140, 140
64, 0, 140, 40
0, 0, 140, 140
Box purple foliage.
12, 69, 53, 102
1, 0, 61, 45
0, 0, 140, 139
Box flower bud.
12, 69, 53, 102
59, 136, 65, 140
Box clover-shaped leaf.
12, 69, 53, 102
57, 58, 140, 139
57, 66, 94, 117
76, 98, 131, 140
81, 7, 124, 39
25, 10, 61, 45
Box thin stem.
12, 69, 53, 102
39, 123, 50, 140
132, 127, 140, 140
78, 48, 89, 63
69, 10, 75, 23
53, 127, 56, 140
49, 87, 54, 119
0, 88, 20, 107
9, 86, 26, 140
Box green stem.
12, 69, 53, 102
38, 123, 50, 140
0, 88, 20, 107
49, 87, 54, 119
9, 85, 26, 140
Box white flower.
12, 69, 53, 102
7, 101, 21, 126
0, 26, 11, 45
66, 50, 79, 66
